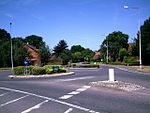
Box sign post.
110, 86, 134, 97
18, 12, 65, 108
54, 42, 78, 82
109, 68, 115, 82
24, 60, 30, 75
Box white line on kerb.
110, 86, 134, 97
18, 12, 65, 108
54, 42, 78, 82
0, 87, 99, 113
64, 108, 73, 113
0, 95, 29, 107
21, 100, 49, 113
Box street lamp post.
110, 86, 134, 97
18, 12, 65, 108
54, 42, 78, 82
10, 22, 14, 75
106, 36, 109, 64
123, 6, 142, 69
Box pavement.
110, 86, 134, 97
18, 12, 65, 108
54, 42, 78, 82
0, 65, 150, 113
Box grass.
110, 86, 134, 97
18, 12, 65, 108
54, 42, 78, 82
0, 67, 12, 71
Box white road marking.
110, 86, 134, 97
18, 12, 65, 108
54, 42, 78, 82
0, 92, 9, 97
59, 85, 91, 100
58, 76, 94, 82
68, 91, 80, 95
21, 100, 49, 113
59, 95, 73, 99
0, 87, 99, 113
64, 108, 73, 113
0, 95, 29, 107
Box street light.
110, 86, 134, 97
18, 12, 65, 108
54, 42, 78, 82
10, 22, 14, 75
123, 6, 142, 69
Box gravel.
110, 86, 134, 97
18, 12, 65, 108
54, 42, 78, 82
89, 81, 145, 91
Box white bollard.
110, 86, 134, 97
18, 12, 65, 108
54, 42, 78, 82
109, 68, 115, 82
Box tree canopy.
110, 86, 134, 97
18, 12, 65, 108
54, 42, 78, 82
0, 29, 11, 67
53, 40, 68, 56
100, 31, 129, 62
25, 35, 45, 49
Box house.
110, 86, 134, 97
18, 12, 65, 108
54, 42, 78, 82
93, 52, 101, 60
49, 54, 64, 64
24, 44, 41, 66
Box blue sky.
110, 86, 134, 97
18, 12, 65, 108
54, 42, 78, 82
0, 0, 150, 51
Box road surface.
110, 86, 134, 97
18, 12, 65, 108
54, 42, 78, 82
0, 65, 150, 113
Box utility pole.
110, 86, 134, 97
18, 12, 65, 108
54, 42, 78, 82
10, 22, 14, 75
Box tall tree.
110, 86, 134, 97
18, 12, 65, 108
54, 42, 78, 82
0, 29, 11, 67
70, 45, 85, 53
25, 35, 45, 49
138, 18, 150, 65
53, 40, 68, 56
12, 38, 28, 66
38, 45, 51, 65
100, 31, 129, 62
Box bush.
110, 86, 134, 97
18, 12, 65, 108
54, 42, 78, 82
14, 65, 67, 76
108, 62, 126, 65
82, 62, 90, 64
75, 64, 99, 68
31, 67, 46, 75
14, 66, 24, 75
47, 62, 63, 65
124, 56, 139, 66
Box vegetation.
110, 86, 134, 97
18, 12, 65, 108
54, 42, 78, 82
100, 31, 129, 62
70, 64, 100, 68
132, 18, 150, 65
1, 17, 150, 67
14, 65, 67, 75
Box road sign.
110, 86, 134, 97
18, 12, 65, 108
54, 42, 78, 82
24, 60, 30, 66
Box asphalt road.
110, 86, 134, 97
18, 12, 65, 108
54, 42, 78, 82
0, 65, 150, 113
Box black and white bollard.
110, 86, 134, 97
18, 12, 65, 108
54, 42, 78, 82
109, 68, 115, 82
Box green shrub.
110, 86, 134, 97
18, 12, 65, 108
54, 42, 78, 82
31, 66, 46, 75
75, 64, 99, 68
109, 62, 126, 65
44, 65, 67, 73
82, 62, 90, 64
14, 66, 24, 75
47, 62, 63, 65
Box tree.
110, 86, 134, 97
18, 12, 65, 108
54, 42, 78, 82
0, 29, 11, 67
53, 40, 68, 56
38, 45, 51, 65
100, 31, 129, 62
82, 48, 94, 61
72, 52, 83, 62
71, 45, 85, 53
119, 48, 128, 62
25, 35, 45, 49
140, 18, 150, 65
12, 37, 28, 66
59, 49, 72, 64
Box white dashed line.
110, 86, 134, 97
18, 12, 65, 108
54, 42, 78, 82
64, 108, 73, 113
0, 87, 99, 113
68, 91, 80, 95
0, 92, 9, 97
0, 95, 29, 107
59, 85, 91, 100
58, 77, 94, 82
21, 100, 49, 113
59, 95, 73, 99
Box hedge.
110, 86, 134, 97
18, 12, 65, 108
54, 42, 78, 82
74, 64, 100, 68
14, 65, 67, 75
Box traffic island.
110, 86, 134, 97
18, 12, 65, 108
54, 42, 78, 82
89, 81, 145, 91
9, 72, 75, 78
